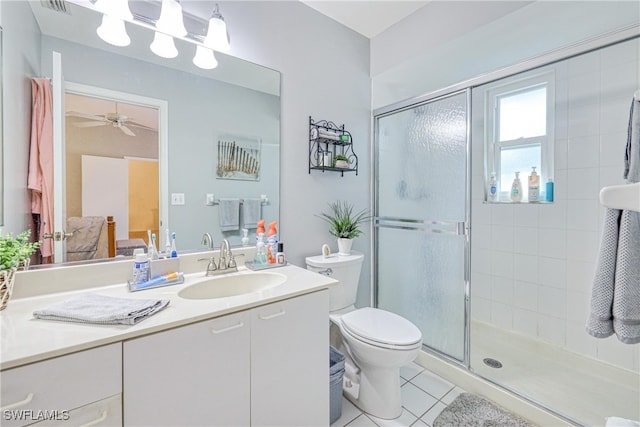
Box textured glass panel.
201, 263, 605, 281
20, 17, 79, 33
377, 227, 466, 361
377, 92, 467, 222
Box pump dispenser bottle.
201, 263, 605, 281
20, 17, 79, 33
528, 166, 540, 202
511, 172, 522, 202
488, 172, 498, 202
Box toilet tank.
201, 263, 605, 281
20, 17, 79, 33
306, 251, 364, 311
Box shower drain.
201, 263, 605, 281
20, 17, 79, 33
483, 358, 503, 369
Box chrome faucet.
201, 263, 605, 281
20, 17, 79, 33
218, 239, 232, 270
201, 233, 214, 250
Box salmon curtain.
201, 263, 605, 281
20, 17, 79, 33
27, 78, 54, 259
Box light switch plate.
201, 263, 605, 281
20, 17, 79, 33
171, 193, 185, 205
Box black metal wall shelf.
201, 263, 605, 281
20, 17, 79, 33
308, 116, 358, 176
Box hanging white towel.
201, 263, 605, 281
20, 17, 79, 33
587, 96, 640, 344
242, 198, 261, 229
219, 198, 240, 231
33, 293, 169, 325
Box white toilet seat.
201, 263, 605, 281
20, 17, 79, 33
339, 307, 422, 351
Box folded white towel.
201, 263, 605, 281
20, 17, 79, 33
33, 293, 169, 325
606, 417, 640, 427
219, 198, 240, 231
243, 198, 261, 229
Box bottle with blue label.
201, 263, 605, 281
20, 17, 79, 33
488, 172, 498, 202
132, 253, 150, 286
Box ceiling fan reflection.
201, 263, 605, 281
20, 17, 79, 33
66, 110, 155, 137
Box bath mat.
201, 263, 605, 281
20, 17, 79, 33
433, 393, 536, 427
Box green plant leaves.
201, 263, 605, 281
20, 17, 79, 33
0, 230, 40, 270
316, 201, 371, 239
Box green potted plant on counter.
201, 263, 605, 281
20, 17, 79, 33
317, 201, 371, 255
0, 230, 39, 310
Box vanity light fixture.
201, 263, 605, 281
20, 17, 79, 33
203, 3, 230, 53
155, 0, 188, 36
193, 45, 218, 70
94, 0, 133, 47
150, 32, 179, 58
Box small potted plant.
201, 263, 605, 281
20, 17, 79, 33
333, 154, 351, 169
316, 201, 371, 255
0, 230, 40, 310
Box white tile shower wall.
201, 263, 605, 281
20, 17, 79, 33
471, 37, 640, 373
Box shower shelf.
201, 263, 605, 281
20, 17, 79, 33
308, 116, 358, 176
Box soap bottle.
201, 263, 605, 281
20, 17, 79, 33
510, 172, 522, 202
266, 221, 278, 264
528, 166, 540, 202
488, 172, 498, 202
254, 233, 267, 265
241, 229, 250, 246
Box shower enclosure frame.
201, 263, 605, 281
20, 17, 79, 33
370, 26, 639, 425
372, 89, 472, 369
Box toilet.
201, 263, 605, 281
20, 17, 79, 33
306, 251, 422, 420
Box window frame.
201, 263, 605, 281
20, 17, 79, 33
484, 72, 555, 202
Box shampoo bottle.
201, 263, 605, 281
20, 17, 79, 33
488, 172, 498, 202
510, 172, 522, 202
528, 166, 540, 202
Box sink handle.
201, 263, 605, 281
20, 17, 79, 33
210, 321, 244, 334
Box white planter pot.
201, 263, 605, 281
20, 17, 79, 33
334, 160, 349, 169
337, 238, 353, 255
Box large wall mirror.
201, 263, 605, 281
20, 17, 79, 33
20, 1, 280, 265
0, 26, 4, 227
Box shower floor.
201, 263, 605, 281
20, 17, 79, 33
470, 320, 640, 426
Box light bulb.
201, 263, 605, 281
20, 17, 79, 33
204, 15, 230, 52
96, 15, 130, 47
193, 46, 218, 70
150, 32, 178, 58
156, 0, 187, 37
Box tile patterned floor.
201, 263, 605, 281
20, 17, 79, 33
330, 362, 467, 427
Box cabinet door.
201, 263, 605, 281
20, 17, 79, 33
0, 344, 121, 427
124, 311, 251, 426
251, 290, 330, 426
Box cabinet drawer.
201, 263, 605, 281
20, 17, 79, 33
29, 394, 122, 427
1, 344, 121, 427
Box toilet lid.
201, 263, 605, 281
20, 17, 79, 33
341, 307, 422, 347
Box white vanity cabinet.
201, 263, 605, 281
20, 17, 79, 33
251, 289, 329, 426
123, 310, 251, 426
0, 343, 122, 427
123, 289, 329, 427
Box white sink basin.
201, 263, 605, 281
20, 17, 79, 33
178, 272, 287, 300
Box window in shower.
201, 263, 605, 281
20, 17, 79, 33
484, 72, 554, 202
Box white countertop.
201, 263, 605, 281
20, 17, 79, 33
0, 264, 337, 371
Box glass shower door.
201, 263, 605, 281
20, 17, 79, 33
375, 91, 469, 362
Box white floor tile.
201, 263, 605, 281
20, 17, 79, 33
440, 386, 465, 405
347, 414, 378, 426
400, 382, 438, 418
367, 408, 417, 427
419, 402, 447, 427
409, 370, 455, 399
400, 362, 425, 382
332, 397, 362, 427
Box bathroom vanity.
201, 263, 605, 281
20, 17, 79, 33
0, 252, 336, 426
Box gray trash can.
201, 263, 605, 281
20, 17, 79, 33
329, 346, 345, 424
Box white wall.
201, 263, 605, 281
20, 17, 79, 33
471, 38, 640, 373
0, 1, 41, 232
371, 1, 640, 109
